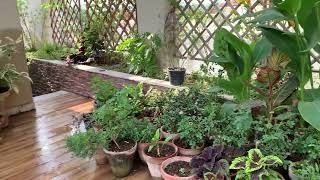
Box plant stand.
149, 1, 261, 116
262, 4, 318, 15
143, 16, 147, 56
0, 91, 10, 129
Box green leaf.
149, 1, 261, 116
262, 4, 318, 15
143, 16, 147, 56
261, 155, 283, 166
230, 157, 248, 170
249, 8, 288, 24
302, 2, 320, 49
273, 75, 299, 106
274, 0, 301, 17
304, 89, 320, 102
248, 149, 264, 163
297, 0, 320, 28
252, 38, 273, 65
298, 100, 320, 131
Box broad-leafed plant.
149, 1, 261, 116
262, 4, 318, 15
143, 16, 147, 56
191, 145, 230, 179
230, 148, 283, 180
211, 29, 272, 102
90, 76, 117, 107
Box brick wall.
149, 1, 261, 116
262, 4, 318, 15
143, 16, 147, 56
29, 59, 178, 97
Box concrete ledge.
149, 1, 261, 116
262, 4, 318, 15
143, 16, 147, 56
29, 59, 181, 97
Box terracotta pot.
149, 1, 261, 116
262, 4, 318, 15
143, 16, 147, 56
0, 90, 10, 129
138, 142, 149, 164
103, 141, 137, 177
160, 126, 180, 140
173, 138, 204, 157
144, 142, 178, 179
160, 156, 197, 180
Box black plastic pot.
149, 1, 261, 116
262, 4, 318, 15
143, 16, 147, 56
168, 68, 186, 86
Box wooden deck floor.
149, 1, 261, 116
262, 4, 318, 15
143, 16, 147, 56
0, 91, 151, 180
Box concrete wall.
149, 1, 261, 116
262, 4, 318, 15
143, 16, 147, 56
0, 0, 34, 115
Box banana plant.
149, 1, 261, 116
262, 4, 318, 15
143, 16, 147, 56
210, 28, 272, 102
240, 0, 320, 131
243, 0, 320, 101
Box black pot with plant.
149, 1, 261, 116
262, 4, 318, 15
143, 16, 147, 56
168, 67, 186, 86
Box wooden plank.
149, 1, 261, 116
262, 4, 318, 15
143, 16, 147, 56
0, 91, 151, 180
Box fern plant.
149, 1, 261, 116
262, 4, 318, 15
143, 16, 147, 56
230, 148, 283, 180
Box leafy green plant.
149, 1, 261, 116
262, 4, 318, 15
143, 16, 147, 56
90, 82, 144, 149
116, 32, 162, 77
230, 148, 283, 180
133, 120, 157, 143
90, 76, 117, 108
177, 116, 206, 149
82, 17, 104, 57
211, 29, 272, 102
147, 129, 172, 156
291, 161, 320, 180
28, 43, 77, 60
65, 129, 104, 158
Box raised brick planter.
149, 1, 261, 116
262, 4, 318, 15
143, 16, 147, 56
29, 59, 179, 97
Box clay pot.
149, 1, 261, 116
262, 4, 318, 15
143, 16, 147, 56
144, 142, 178, 179
103, 141, 137, 178
288, 164, 299, 180
0, 90, 10, 129
138, 142, 149, 164
160, 126, 180, 140
173, 138, 204, 157
160, 156, 197, 180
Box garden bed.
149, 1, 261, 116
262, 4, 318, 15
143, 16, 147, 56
29, 58, 179, 97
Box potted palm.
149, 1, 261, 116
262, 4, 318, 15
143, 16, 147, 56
0, 37, 31, 129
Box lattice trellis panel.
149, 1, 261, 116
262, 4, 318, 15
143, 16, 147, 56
174, 0, 272, 60
85, 0, 138, 50
50, 0, 83, 46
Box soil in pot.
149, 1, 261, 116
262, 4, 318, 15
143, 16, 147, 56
173, 138, 203, 156
164, 161, 193, 177
108, 139, 136, 152
103, 139, 137, 178
144, 142, 178, 179
145, 144, 176, 157
168, 68, 186, 86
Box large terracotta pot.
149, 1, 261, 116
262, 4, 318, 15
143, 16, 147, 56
138, 142, 149, 164
103, 141, 137, 178
173, 138, 204, 157
0, 90, 10, 129
143, 142, 178, 179
160, 126, 180, 140
160, 156, 197, 180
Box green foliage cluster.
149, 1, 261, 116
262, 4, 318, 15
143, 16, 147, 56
116, 32, 162, 78
291, 161, 320, 180
27, 43, 77, 60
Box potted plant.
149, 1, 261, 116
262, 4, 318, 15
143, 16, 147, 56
67, 83, 145, 177
143, 129, 178, 179
191, 145, 230, 179
173, 116, 205, 156
160, 156, 196, 180
0, 36, 31, 129
289, 161, 320, 180
166, 53, 186, 86
230, 148, 284, 179
134, 119, 157, 163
